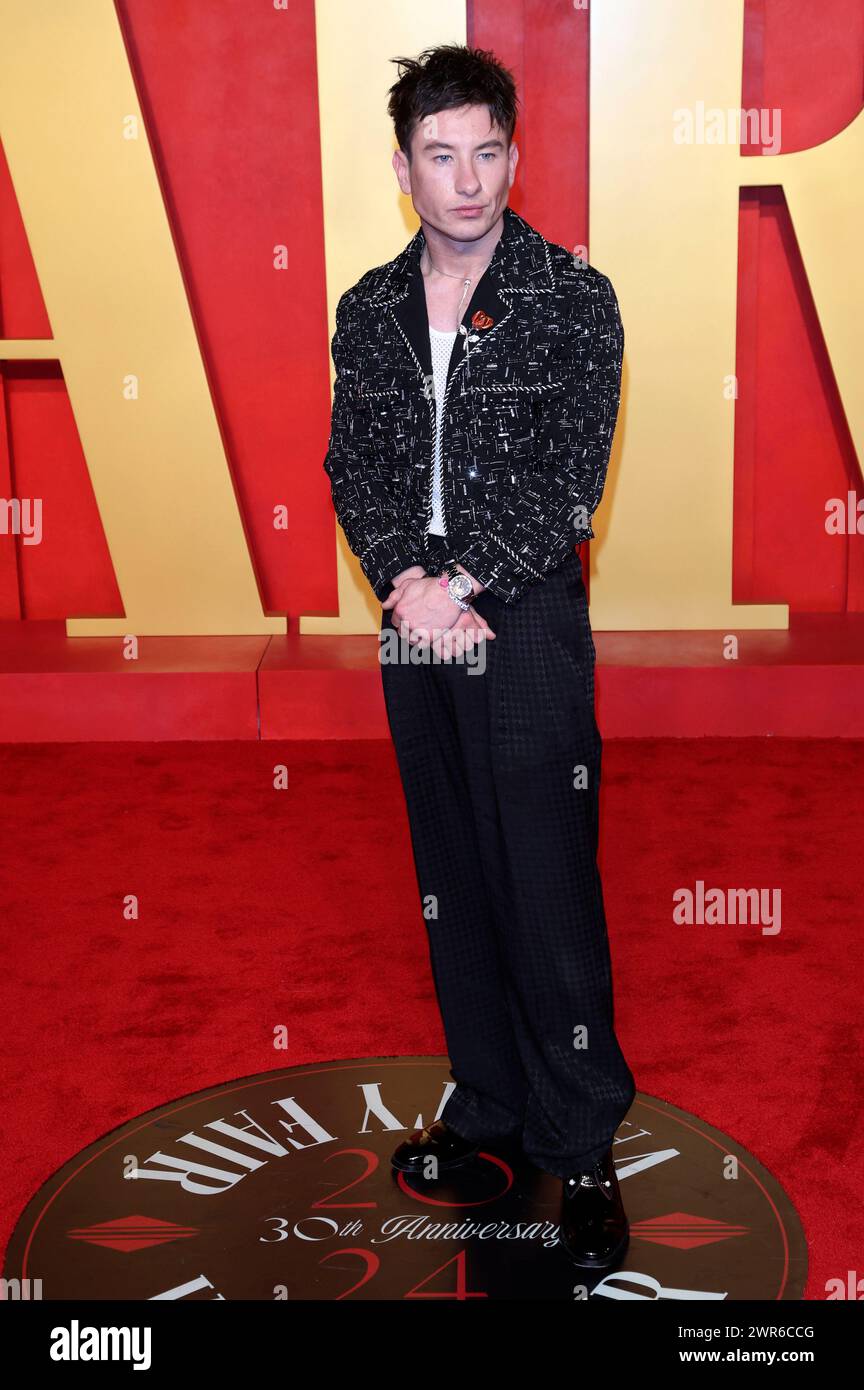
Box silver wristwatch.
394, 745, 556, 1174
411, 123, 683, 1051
442, 560, 474, 612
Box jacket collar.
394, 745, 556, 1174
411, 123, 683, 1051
366, 204, 557, 306
360, 205, 556, 384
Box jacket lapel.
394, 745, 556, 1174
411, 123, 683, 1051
390, 263, 432, 385
372, 205, 556, 390
390, 256, 513, 386
445, 272, 511, 381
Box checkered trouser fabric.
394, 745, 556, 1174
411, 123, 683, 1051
380, 537, 636, 1178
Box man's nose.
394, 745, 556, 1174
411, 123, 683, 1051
453, 161, 482, 195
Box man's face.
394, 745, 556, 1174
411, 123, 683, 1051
393, 103, 518, 244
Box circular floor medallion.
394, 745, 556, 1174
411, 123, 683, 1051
4, 1057, 807, 1301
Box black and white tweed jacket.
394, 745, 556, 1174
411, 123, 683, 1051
323, 205, 624, 605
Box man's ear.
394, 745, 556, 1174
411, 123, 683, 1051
393, 147, 412, 197
508, 141, 519, 187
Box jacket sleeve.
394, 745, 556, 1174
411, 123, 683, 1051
453, 270, 624, 604
323, 292, 425, 602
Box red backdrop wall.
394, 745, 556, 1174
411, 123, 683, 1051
0, 0, 861, 627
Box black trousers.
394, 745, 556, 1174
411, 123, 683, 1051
379, 533, 636, 1179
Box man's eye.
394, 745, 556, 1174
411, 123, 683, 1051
432, 152, 496, 164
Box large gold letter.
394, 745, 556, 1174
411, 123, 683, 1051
590, 0, 861, 628
0, 0, 284, 635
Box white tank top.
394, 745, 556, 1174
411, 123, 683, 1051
428, 326, 458, 536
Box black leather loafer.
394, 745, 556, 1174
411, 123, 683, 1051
558, 1147, 629, 1270
390, 1119, 480, 1175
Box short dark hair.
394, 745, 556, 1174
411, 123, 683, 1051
387, 43, 519, 161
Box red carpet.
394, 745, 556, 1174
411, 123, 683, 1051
1, 736, 862, 1299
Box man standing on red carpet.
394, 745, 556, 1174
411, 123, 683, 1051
323, 43, 634, 1272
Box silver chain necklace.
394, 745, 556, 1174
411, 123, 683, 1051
421, 246, 495, 332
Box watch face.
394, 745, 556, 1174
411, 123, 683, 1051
450, 573, 473, 601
